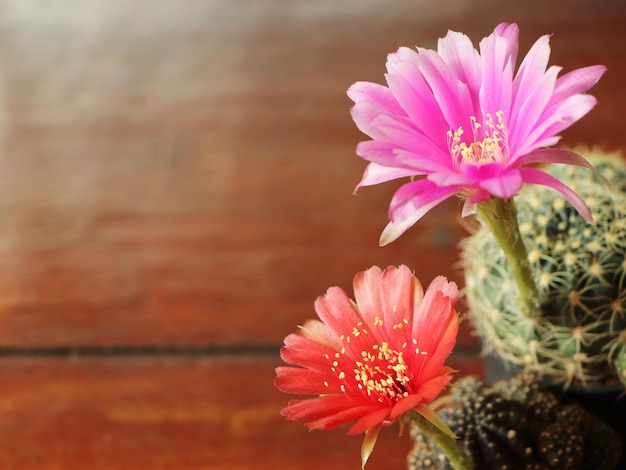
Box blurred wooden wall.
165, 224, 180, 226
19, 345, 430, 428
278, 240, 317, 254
0, 0, 624, 468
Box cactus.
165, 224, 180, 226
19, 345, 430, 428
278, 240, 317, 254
407, 374, 622, 470
462, 150, 626, 386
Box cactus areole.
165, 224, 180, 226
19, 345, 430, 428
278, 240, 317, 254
408, 374, 623, 470
463, 151, 626, 387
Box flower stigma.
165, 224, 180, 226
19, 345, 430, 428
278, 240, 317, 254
448, 110, 508, 167
327, 319, 428, 405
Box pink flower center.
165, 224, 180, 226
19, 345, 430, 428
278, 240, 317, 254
448, 110, 508, 167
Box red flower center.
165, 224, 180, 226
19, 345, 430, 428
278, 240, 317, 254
328, 319, 428, 406
353, 341, 412, 404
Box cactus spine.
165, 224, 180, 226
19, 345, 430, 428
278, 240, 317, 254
407, 374, 622, 470
462, 150, 626, 386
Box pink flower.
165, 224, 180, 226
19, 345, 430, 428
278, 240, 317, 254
348, 23, 606, 245
275, 265, 459, 467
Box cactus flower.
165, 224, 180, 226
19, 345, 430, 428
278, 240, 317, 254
275, 265, 464, 468
348, 23, 606, 245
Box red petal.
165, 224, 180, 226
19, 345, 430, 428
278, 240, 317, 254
299, 318, 343, 350
411, 278, 458, 357
379, 265, 416, 341
347, 407, 392, 435
353, 266, 384, 334
314, 287, 374, 354
314, 287, 361, 339
308, 404, 380, 431
280, 333, 337, 372
280, 395, 353, 422
414, 374, 454, 404
418, 311, 459, 379
389, 393, 424, 421
275, 366, 338, 395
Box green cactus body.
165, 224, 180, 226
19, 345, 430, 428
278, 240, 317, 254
407, 374, 622, 470
463, 151, 626, 386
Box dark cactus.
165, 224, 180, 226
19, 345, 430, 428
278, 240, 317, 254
407, 374, 622, 470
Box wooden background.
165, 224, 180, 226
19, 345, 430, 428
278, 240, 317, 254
0, 0, 624, 468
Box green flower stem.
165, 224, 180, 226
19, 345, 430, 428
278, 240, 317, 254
476, 197, 539, 319
408, 411, 474, 470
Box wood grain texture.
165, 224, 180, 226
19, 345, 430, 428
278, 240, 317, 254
0, 0, 624, 348
0, 1, 623, 468
0, 354, 483, 469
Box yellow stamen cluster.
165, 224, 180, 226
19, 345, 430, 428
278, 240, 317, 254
353, 341, 412, 404
326, 318, 426, 405
448, 110, 507, 166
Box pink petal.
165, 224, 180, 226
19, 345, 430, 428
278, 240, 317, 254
479, 167, 523, 198
380, 180, 461, 245
426, 168, 475, 188
516, 148, 609, 186
385, 49, 453, 149
413, 48, 475, 131
528, 135, 561, 150
349, 101, 413, 141
354, 134, 448, 174
526, 94, 598, 147
355, 162, 418, 190
430, 161, 504, 188
437, 29, 482, 103
394, 148, 455, 174
462, 189, 492, 217
373, 113, 448, 158
512, 34, 552, 109
379, 219, 416, 247
508, 65, 560, 158
347, 81, 405, 116
519, 167, 594, 223
516, 147, 591, 167
551, 64, 606, 104
388, 179, 457, 222
478, 23, 518, 117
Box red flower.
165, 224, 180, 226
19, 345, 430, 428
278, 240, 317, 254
275, 265, 459, 466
